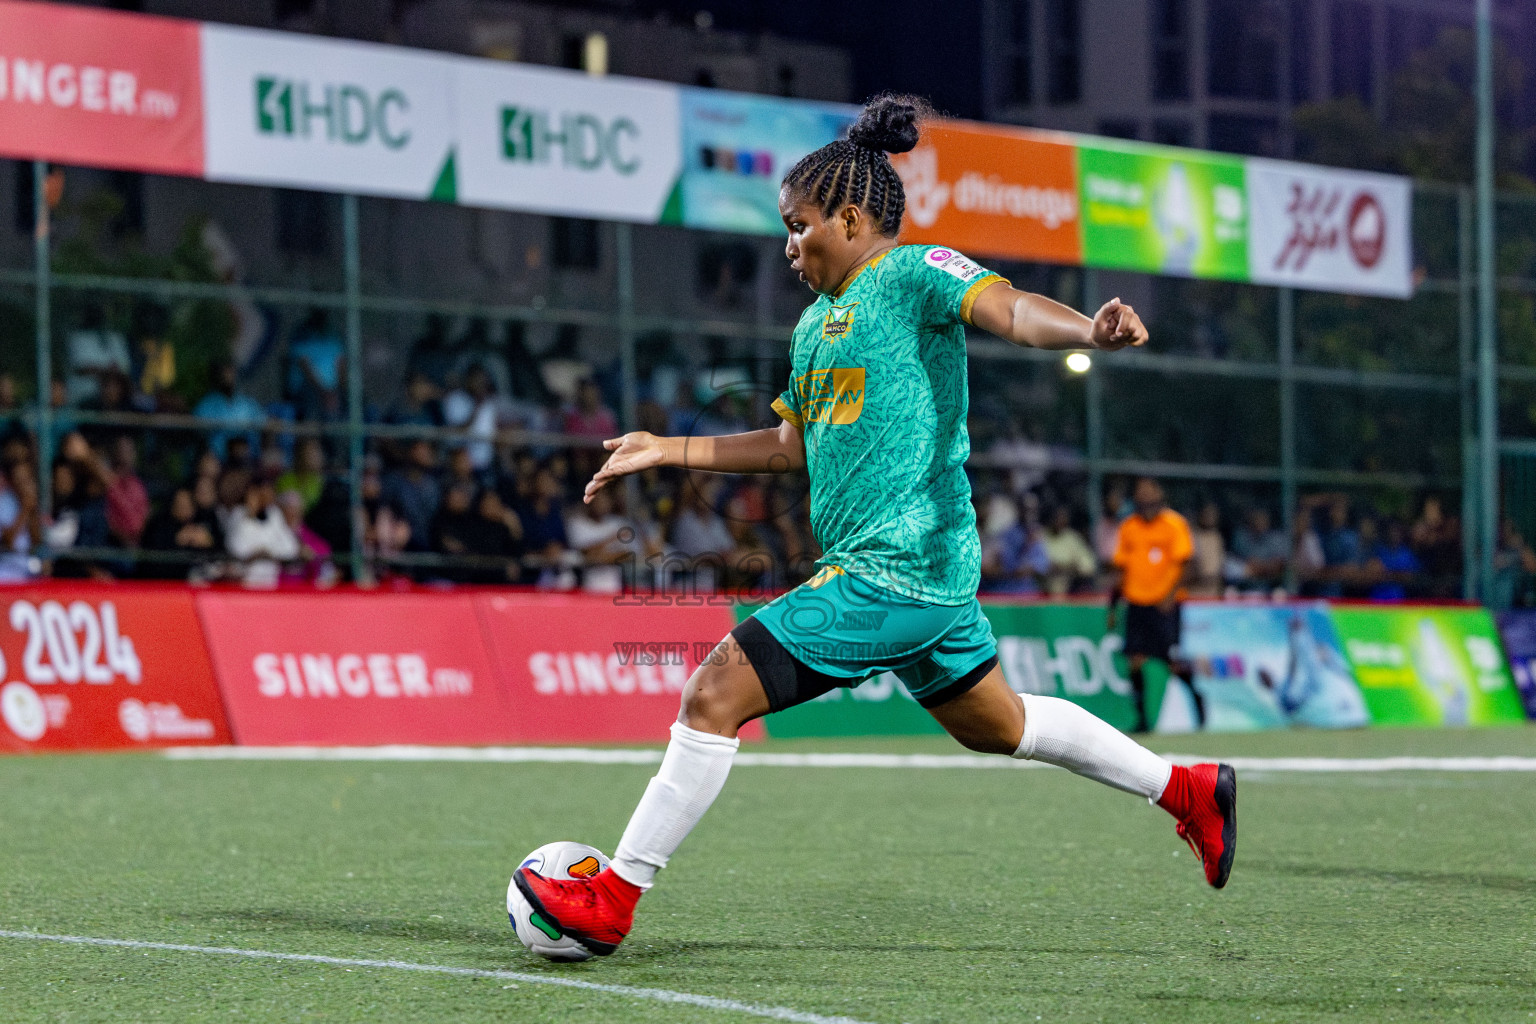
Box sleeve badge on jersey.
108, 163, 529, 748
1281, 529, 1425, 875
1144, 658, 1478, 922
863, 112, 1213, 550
821, 302, 858, 340
924, 247, 986, 282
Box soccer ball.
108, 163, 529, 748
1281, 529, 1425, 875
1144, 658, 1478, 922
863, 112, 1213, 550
507, 841, 611, 961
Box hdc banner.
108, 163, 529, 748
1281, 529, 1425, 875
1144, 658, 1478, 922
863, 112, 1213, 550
1246, 159, 1413, 298
0, 586, 229, 752
0, 0, 203, 176
475, 593, 755, 743
200, 24, 456, 199
196, 592, 511, 745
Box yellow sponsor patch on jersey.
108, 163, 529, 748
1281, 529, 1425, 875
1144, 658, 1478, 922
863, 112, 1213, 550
821, 302, 858, 341
795, 367, 865, 425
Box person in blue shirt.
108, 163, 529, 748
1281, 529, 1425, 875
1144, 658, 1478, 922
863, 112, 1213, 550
193, 360, 266, 460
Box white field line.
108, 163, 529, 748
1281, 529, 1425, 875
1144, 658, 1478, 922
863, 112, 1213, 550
164, 746, 1536, 773
0, 930, 876, 1024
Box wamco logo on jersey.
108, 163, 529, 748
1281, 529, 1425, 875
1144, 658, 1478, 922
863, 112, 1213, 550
501, 106, 640, 174
255, 76, 410, 149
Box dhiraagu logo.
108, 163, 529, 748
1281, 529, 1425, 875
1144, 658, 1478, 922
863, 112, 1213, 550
796, 367, 865, 425
501, 107, 640, 174
255, 77, 410, 149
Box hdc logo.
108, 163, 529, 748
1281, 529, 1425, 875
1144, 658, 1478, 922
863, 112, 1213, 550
255, 77, 410, 149
501, 107, 640, 174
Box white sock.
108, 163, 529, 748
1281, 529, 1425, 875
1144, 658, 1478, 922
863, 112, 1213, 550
1013, 693, 1172, 801
609, 721, 740, 888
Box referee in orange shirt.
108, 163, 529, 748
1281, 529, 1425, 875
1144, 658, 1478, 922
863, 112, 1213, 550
1106, 477, 1207, 733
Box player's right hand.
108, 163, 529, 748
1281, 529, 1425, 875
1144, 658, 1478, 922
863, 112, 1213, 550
584, 432, 668, 502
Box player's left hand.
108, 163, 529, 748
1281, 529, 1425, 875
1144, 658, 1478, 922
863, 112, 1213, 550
1090, 298, 1148, 351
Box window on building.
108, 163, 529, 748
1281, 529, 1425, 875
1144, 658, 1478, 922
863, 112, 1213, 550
1207, 0, 1281, 100
1045, 0, 1080, 104
1152, 119, 1192, 147
107, 170, 144, 239
1004, 0, 1033, 106
275, 189, 329, 255
1330, 0, 1374, 104
1098, 119, 1140, 140
551, 217, 600, 270
1207, 113, 1279, 157
1151, 0, 1189, 101
13, 161, 34, 236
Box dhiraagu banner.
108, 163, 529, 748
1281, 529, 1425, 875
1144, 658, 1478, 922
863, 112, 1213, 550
1077, 142, 1248, 280
453, 59, 681, 222
674, 89, 854, 233
1327, 606, 1526, 726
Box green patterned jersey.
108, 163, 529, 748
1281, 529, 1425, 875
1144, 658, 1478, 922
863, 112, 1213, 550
772, 244, 1006, 605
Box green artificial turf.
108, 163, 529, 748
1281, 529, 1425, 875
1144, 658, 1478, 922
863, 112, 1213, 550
2, 728, 1535, 1023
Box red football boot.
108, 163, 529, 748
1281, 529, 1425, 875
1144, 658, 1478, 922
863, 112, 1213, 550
1158, 763, 1237, 889
513, 867, 642, 956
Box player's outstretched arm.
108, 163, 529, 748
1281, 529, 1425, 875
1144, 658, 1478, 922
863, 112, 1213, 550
969, 281, 1148, 352
582, 420, 805, 503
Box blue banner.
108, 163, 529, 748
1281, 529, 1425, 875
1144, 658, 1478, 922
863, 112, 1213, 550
1495, 610, 1536, 720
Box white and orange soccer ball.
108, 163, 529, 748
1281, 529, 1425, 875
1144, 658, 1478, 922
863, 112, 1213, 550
506, 841, 611, 961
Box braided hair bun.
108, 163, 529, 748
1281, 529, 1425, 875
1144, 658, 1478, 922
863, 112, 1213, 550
846, 94, 930, 154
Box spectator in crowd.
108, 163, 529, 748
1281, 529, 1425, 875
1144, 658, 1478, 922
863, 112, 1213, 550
286, 309, 345, 421
563, 379, 618, 440
431, 481, 479, 581
360, 457, 412, 577
1095, 481, 1127, 566
225, 476, 298, 587
66, 303, 131, 406
1292, 497, 1328, 594
104, 435, 150, 550
1319, 496, 1362, 594
49, 433, 114, 579
194, 360, 265, 459
382, 439, 442, 551
1368, 519, 1421, 601
406, 314, 456, 389
0, 460, 40, 581
1040, 505, 1097, 596
1493, 517, 1536, 609
1189, 501, 1225, 598
669, 474, 746, 580
431, 484, 523, 584
275, 437, 327, 512
277, 489, 335, 585
516, 461, 575, 586
385, 370, 444, 463
142, 487, 221, 581
1411, 495, 1462, 593
1232, 508, 1289, 589
304, 477, 355, 567
566, 486, 657, 593
982, 499, 1049, 595
442, 363, 499, 472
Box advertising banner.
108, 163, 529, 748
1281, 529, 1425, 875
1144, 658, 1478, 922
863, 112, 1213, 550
1180, 602, 1368, 731
200, 24, 456, 199
1246, 158, 1413, 298
197, 592, 511, 745
1327, 605, 1526, 726
893, 121, 1083, 266
454, 60, 681, 221
1494, 610, 1536, 720
475, 593, 755, 743
675, 88, 853, 233
0, 0, 203, 176
1077, 143, 1248, 280
0, 587, 228, 752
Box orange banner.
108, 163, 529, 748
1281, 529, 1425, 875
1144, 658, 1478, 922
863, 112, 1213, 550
892, 120, 1082, 266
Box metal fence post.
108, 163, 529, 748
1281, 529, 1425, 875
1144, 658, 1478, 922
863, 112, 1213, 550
1475, 0, 1499, 604
33, 160, 53, 522
342, 194, 364, 579
1278, 286, 1296, 593
1458, 187, 1479, 600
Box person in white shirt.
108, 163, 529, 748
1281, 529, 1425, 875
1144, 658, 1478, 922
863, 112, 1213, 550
225, 477, 299, 588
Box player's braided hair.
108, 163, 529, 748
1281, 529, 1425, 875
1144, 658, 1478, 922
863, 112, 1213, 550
781, 93, 931, 237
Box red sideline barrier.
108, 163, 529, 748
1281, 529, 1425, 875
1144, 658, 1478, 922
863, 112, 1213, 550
197, 591, 512, 746
474, 593, 757, 743
0, 585, 230, 752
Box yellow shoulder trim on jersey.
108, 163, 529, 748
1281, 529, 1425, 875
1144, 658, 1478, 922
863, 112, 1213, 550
772, 396, 803, 430
960, 274, 1009, 326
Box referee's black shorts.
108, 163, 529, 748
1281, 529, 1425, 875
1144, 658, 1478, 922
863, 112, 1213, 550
1123, 602, 1181, 662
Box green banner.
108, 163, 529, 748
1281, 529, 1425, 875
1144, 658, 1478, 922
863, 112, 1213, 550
1077, 144, 1248, 280
1327, 606, 1526, 726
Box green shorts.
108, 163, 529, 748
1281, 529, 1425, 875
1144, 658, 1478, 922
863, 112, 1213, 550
733, 565, 999, 711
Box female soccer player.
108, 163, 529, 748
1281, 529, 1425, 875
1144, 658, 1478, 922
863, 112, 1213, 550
516, 95, 1237, 957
